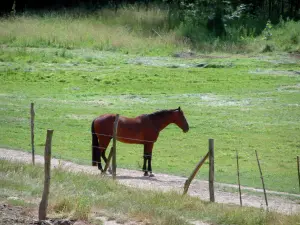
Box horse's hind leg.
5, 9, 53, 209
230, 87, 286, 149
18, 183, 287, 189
98, 136, 112, 173
101, 149, 112, 174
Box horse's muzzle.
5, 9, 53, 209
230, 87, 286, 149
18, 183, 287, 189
183, 125, 189, 133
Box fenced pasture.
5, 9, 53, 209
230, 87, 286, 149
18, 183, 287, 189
1, 45, 300, 194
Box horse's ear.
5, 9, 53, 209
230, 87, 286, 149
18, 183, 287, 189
178, 106, 181, 111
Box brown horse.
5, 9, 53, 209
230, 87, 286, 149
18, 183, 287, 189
91, 107, 189, 177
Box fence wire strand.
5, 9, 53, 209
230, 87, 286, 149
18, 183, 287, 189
92, 132, 155, 143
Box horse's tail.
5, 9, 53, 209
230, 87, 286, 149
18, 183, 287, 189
91, 119, 100, 166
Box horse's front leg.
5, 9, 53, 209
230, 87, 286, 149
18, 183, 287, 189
143, 143, 154, 177
147, 154, 154, 177
142, 155, 148, 176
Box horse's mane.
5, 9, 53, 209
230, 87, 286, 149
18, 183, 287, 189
147, 108, 178, 120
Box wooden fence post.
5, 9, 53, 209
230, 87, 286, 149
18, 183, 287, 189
297, 156, 300, 192
183, 152, 209, 195
30, 103, 35, 165
209, 139, 215, 202
38, 129, 54, 221
112, 114, 119, 180
236, 150, 242, 206
255, 150, 268, 210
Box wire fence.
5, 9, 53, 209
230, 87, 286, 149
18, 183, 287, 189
92, 132, 155, 143
2, 102, 300, 199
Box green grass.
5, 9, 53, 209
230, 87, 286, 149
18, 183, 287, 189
0, 9, 300, 194
1, 159, 300, 225
0, 45, 299, 194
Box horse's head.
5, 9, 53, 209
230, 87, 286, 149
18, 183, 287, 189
173, 107, 189, 133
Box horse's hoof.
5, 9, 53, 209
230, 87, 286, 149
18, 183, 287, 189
149, 173, 155, 177
144, 171, 149, 176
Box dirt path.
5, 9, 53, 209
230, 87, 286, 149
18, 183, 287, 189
1, 148, 300, 217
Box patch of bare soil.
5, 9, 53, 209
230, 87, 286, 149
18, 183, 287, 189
289, 52, 300, 59
1, 148, 300, 225
0, 202, 143, 225
0, 203, 36, 225
0, 202, 89, 225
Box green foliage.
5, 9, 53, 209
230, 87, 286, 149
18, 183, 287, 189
262, 20, 273, 40
272, 19, 300, 51
165, 0, 299, 49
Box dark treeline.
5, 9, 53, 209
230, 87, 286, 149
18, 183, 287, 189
1, 0, 299, 39
2, 0, 148, 13
2, 0, 300, 20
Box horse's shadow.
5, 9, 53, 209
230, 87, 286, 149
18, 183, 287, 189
102, 174, 163, 183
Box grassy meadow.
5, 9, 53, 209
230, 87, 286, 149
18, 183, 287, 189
0, 9, 300, 194
1, 159, 300, 225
